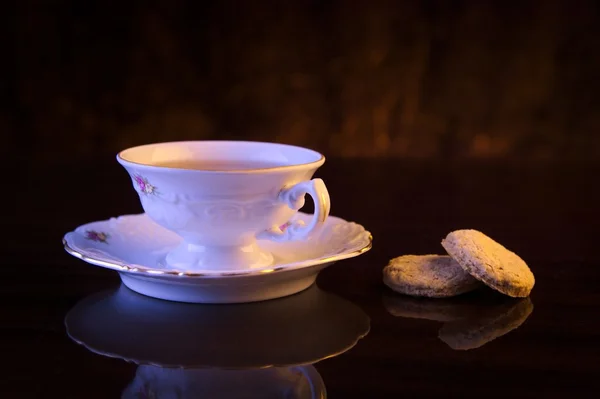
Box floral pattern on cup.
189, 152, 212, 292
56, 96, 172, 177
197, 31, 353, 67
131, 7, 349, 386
85, 230, 109, 243
134, 174, 158, 195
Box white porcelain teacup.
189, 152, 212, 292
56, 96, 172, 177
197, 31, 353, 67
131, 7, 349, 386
117, 141, 330, 271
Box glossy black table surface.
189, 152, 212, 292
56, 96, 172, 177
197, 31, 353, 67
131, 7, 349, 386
4, 158, 600, 398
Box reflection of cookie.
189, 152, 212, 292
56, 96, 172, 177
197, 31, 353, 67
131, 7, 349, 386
442, 230, 535, 298
382, 293, 482, 322
383, 255, 481, 298
438, 297, 533, 350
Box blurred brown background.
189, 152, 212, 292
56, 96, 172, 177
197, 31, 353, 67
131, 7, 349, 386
3, 0, 599, 161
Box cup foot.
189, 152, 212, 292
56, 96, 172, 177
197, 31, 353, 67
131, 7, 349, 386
160, 241, 274, 272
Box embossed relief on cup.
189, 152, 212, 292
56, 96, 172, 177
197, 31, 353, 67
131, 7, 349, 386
139, 188, 284, 227
202, 203, 246, 223
200, 200, 282, 223
139, 194, 196, 231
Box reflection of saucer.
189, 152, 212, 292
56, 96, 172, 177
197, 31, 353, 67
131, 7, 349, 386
65, 284, 370, 369
65, 284, 366, 397
63, 212, 371, 303
438, 297, 533, 350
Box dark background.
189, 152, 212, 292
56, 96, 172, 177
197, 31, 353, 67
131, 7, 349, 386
3, 0, 600, 162
3, 2, 600, 397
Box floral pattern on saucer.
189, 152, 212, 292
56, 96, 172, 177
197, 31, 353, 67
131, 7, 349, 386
85, 230, 109, 244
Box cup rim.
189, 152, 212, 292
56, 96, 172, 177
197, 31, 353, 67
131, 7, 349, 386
117, 140, 325, 174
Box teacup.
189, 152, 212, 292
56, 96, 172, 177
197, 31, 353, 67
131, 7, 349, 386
117, 141, 330, 271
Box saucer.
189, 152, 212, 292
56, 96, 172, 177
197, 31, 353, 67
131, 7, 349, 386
65, 284, 370, 368
63, 212, 372, 303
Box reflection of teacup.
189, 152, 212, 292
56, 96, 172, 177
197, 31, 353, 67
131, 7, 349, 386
121, 366, 323, 399
65, 284, 369, 398
117, 141, 330, 271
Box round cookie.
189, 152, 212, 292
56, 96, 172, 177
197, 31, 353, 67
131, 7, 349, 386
383, 255, 481, 298
441, 230, 535, 298
438, 297, 533, 350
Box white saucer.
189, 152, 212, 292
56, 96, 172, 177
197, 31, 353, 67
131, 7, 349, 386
63, 212, 372, 303
65, 284, 370, 397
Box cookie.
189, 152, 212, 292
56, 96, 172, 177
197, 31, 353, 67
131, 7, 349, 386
382, 293, 482, 322
441, 230, 535, 298
438, 297, 533, 350
383, 255, 481, 298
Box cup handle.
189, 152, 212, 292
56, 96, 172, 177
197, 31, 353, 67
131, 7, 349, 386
257, 178, 331, 242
